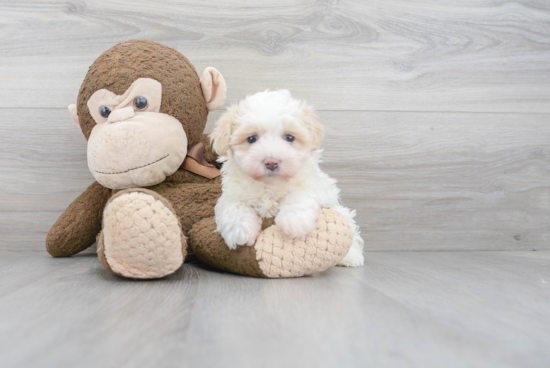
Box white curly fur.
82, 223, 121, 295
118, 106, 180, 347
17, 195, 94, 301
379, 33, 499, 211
210, 90, 364, 267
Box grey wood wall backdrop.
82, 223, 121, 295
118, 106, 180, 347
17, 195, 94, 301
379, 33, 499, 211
1, 0, 549, 251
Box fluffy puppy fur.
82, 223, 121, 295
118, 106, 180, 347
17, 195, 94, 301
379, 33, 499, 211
210, 90, 364, 267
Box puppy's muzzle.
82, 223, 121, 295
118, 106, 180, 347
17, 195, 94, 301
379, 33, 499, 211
264, 158, 279, 171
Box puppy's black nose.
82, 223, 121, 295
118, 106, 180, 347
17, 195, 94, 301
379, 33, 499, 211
264, 160, 279, 171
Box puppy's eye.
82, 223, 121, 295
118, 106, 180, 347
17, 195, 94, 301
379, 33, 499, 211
247, 135, 258, 144
134, 96, 148, 110
99, 106, 111, 118
284, 134, 295, 142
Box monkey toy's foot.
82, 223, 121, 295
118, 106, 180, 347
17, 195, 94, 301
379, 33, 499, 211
189, 209, 354, 278
97, 189, 186, 279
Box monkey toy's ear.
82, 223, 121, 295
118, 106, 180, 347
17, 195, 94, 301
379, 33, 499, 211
200, 67, 227, 111
68, 104, 80, 128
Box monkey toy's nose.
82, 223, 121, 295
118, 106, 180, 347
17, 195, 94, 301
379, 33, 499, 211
264, 159, 279, 171
108, 106, 135, 123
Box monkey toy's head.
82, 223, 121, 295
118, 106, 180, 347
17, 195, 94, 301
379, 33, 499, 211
69, 40, 226, 190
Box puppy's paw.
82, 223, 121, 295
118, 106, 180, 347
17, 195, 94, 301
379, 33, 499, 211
220, 213, 262, 250
337, 247, 364, 267
275, 208, 318, 239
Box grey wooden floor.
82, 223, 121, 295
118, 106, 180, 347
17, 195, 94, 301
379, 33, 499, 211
0, 249, 549, 368
2, 1, 550, 367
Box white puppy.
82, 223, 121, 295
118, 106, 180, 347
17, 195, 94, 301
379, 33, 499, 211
210, 90, 364, 267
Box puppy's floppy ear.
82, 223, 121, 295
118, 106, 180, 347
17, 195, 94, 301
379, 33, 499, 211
210, 105, 238, 155
301, 104, 324, 150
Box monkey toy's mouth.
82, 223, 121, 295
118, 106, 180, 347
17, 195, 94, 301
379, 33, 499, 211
87, 112, 188, 190
94, 154, 169, 175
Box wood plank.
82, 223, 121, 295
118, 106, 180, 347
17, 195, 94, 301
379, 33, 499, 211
356, 251, 550, 368
0, 250, 200, 368
0, 250, 548, 367
2, 108, 550, 251
0, 0, 549, 112
322, 110, 550, 251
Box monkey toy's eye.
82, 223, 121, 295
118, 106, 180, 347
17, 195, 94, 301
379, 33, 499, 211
247, 135, 258, 144
134, 96, 148, 110
99, 106, 111, 118
284, 134, 295, 142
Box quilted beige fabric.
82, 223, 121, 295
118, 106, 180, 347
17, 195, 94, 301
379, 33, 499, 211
255, 209, 353, 278
102, 191, 184, 278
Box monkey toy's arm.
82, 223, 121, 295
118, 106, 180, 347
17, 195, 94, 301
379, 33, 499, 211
46, 182, 111, 257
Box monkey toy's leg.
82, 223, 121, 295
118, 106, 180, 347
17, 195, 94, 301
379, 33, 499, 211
97, 188, 186, 279
189, 209, 355, 278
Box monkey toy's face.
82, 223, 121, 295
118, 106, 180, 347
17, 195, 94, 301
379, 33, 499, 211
68, 40, 226, 190
85, 78, 187, 189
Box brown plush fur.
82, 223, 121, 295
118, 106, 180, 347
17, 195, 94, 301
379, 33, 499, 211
188, 218, 276, 278
76, 39, 208, 146
46, 181, 111, 257
47, 40, 220, 259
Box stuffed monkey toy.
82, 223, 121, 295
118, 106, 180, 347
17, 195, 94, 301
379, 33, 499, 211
46, 40, 353, 279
